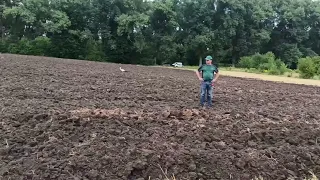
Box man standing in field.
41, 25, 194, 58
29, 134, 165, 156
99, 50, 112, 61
196, 55, 220, 107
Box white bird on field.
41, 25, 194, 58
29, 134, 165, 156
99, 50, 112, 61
120, 67, 126, 72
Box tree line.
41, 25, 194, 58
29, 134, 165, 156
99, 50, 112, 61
1, 0, 320, 68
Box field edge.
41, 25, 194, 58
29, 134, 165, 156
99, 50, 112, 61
157, 66, 320, 87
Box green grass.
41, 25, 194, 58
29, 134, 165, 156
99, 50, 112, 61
312, 75, 320, 80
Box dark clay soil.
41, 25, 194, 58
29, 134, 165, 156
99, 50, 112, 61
0, 54, 320, 180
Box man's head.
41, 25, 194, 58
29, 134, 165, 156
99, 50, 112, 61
205, 55, 213, 65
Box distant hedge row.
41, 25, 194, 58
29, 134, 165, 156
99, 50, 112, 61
298, 57, 320, 79
0, 37, 105, 62
238, 52, 320, 79
238, 52, 289, 75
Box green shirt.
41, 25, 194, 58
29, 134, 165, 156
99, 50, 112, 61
198, 64, 219, 81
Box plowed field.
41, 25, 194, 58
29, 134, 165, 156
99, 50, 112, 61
1, 54, 320, 180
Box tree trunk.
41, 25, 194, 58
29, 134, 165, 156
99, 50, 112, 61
199, 55, 202, 66
0, 20, 3, 40
232, 56, 236, 67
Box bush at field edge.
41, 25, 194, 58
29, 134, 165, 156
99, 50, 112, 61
238, 52, 289, 75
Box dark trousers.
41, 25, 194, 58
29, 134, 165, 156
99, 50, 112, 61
200, 81, 213, 107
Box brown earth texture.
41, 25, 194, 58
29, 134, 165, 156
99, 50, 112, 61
0, 54, 320, 180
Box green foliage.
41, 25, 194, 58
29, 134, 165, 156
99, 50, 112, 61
278, 61, 289, 75
3, 0, 71, 38
1, 0, 320, 77
239, 56, 255, 69
85, 39, 105, 61
239, 52, 270, 69
238, 52, 288, 75
256, 52, 276, 70
8, 38, 32, 54
298, 57, 317, 79
0, 40, 8, 53
267, 59, 288, 75
311, 57, 320, 75
6, 37, 51, 55
29, 36, 51, 56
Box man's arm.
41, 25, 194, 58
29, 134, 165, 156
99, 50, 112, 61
213, 67, 219, 82
196, 65, 203, 81
213, 71, 219, 82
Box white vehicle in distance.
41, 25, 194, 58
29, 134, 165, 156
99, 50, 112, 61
172, 62, 183, 67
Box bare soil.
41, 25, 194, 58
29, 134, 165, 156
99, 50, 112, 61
0, 54, 320, 180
